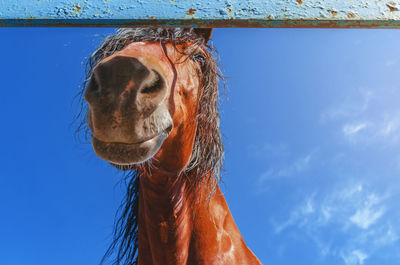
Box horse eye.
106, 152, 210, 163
192, 53, 206, 70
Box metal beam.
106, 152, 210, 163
1, 0, 400, 28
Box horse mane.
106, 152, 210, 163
75, 28, 224, 265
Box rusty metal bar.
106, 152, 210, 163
1, 0, 400, 28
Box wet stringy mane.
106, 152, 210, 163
76, 28, 224, 265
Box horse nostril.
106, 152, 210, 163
84, 75, 100, 103
141, 71, 164, 94
165, 125, 173, 134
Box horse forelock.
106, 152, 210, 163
75, 28, 224, 265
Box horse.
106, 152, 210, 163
80, 28, 262, 265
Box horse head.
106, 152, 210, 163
83, 28, 221, 175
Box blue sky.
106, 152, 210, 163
1, 28, 400, 265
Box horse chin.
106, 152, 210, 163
91, 131, 169, 167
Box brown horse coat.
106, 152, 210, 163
82, 28, 262, 265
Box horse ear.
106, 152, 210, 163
193, 28, 213, 44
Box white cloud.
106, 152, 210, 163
377, 113, 400, 142
257, 149, 317, 186
275, 153, 312, 177
341, 250, 368, 265
374, 226, 399, 246
321, 204, 332, 222
258, 169, 274, 185
273, 194, 315, 233
320, 90, 373, 123
380, 119, 398, 136
349, 193, 386, 229
350, 207, 385, 229
302, 196, 315, 215
340, 184, 363, 199
321, 87, 400, 145
273, 183, 397, 264
343, 116, 400, 144
385, 59, 397, 67
274, 212, 297, 234
342, 122, 369, 137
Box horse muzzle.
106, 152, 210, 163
84, 55, 173, 164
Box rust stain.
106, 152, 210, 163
150, 16, 155, 19
331, 10, 338, 17
387, 2, 399, 12
226, 7, 232, 14
187, 8, 196, 15
8, 19, 400, 29
151, 18, 397, 29
388, 5, 396, 12
296, 0, 303, 5
10, 17, 400, 29
347, 12, 356, 19
72, 5, 82, 14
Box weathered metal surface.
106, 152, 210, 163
1, 0, 400, 28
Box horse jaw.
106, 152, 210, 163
91, 130, 170, 166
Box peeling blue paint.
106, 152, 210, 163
1, 0, 400, 27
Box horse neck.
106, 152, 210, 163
136, 168, 262, 265
137, 168, 203, 264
